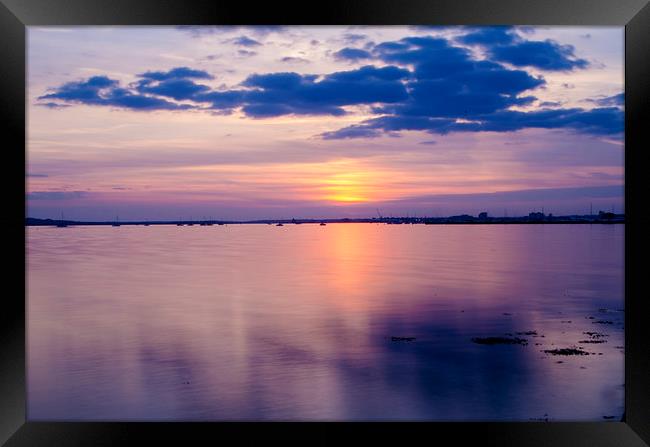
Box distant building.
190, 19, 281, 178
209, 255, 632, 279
448, 214, 475, 222
528, 212, 545, 221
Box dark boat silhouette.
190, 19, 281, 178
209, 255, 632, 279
320, 222, 326, 226
276, 223, 284, 226
391, 336, 416, 342
56, 212, 68, 227
111, 215, 121, 227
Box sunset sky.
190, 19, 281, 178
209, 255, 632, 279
26, 26, 624, 221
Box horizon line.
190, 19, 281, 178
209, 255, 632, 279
26, 210, 625, 225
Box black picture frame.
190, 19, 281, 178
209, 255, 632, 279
2, 0, 649, 445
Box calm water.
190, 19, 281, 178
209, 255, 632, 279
27, 224, 625, 421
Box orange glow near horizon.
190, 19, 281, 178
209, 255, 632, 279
322, 172, 374, 203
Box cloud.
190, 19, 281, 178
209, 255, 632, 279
321, 125, 382, 140
280, 56, 309, 63
586, 93, 624, 107
456, 26, 516, 46
489, 40, 589, 71
326, 65, 410, 82
237, 50, 257, 57
333, 48, 372, 61
39, 75, 118, 105
320, 34, 618, 139
452, 107, 623, 135
419, 140, 437, 145
192, 90, 247, 111
230, 36, 262, 47
37, 102, 70, 109
39, 71, 199, 110
26, 173, 49, 178
138, 67, 213, 81
457, 27, 589, 71
448, 184, 623, 201
232, 66, 410, 117
342, 33, 368, 43
27, 191, 87, 200
177, 26, 285, 38
588, 172, 622, 180
358, 184, 623, 216
323, 106, 623, 139
108, 90, 193, 110
136, 78, 211, 100
38, 29, 620, 138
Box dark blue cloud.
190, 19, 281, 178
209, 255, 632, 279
326, 65, 410, 82
39, 76, 118, 104
137, 78, 211, 100
231, 36, 262, 47
333, 48, 372, 61
456, 26, 516, 46
39, 65, 410, 116
489, 40, 589, 71
138, 67, 213, 81
447, 107, 623, 135
323, 107, 623, 139
242, 72, 311, 90
241, 102, 346, 118
320, 33, 616, 139
103, 88, 192, 110
40, 72, 196, 110
193, 90, 247, 110
238, 67, 409, 117
38, 30, 618, 138
321, 116, 449, 139
375, 37, 478, 80
456, 27, 589, 72
359, 37, 545, 125
587, 93, 624, 107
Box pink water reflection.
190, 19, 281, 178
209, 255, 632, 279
27, 224, 624, 420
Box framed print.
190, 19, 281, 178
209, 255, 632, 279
2, 0, 649, 445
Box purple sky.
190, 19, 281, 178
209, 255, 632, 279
27, 26, 624, 221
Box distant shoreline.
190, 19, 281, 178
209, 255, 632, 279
26, 214, 625, 227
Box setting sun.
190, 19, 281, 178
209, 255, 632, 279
322, 172, 375, 203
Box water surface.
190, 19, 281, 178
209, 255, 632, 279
27, 224, 625, 420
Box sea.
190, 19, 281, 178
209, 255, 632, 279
26, 223, 625, 421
